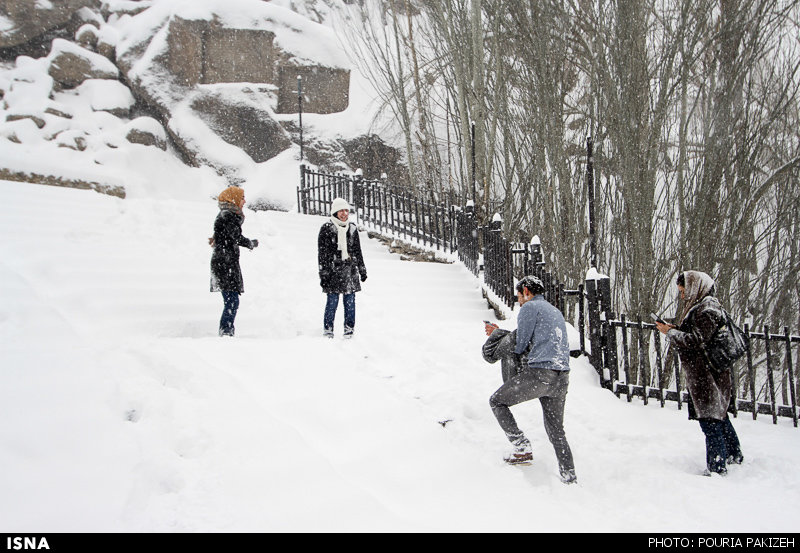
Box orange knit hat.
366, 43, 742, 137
218, 186, 245, 205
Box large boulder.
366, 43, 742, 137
276, 64, 349, 115
190, 91, 291, 163
0, 0, 99, 48
165, 17, 276, 87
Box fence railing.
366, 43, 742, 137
298, 164, 798, 427
298, 164, 580, 323
586, 277, 800, 426
299, 165, 459, 254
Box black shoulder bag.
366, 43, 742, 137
701, 310, 749, 375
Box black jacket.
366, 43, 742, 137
318, 220, 367, 294
210, 208, 255, 293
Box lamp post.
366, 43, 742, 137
298, 75, 304, 161
470, 121, 476, 205
587, 136, 597, 269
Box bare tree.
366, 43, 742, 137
336, 0, 800, 348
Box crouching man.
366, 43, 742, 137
483, 275, 577, 484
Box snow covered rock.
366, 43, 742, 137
74, 78, 134, 117
53, 128, 88, 151
164, 16, 276, 88
5, 112, 45, 128
124, 116, 166, 150
99, 0, 152, 21
75, 24, 100, 50
73, 6, 104, 29
47, 39, 118, 88
189, 90, 290, 163
95, 24, 119, 61
0, 0, 99, 48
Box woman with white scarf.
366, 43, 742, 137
317, 198, 367, 338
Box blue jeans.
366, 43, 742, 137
219, 291, 239, 336
324, 293, 355, 335
698, 417, 742, 473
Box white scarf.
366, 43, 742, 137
331, 216, 350, 260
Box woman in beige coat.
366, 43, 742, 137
656, 270, 744, 475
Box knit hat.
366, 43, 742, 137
330, 197, 350, 215
218, 186, 245, 206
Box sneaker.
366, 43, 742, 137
323, 329, 334, 339
701, 468, 728, 477
560, 469, 578, 484
503, 441, 533, 465
344, 326, 354, 339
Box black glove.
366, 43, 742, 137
320, 272, 329, 288
250, 239, 259, 248
360, 273, 367, 282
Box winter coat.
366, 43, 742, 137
667, 294, 733, 420
318, 220, 367, 294
514, 295, 571, 371
210, 207, 255, 293
482, 329, 524, 382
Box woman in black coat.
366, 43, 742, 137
210, 186, 258, 336
318, 197, 367, 338
656, 270, 743, 475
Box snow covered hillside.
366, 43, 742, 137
1, 179, 798, 532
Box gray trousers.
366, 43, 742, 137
489, 367, 575, 473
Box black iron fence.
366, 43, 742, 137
298, 164, 798, 427
586, 277, 800, 426
298, 164, 580, 325
299, 165, 458, 253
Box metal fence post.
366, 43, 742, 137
585, 278, 603, 382
298, 163, 306, 214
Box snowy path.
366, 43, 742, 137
1, 180, 799, 532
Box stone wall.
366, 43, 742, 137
276, 64, 349, 115
164, 17, 205, 87
164, 16, 348, 114
203, 27, 275, 84
165, 17, 276, 87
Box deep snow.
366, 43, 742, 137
1, 179, 799, 533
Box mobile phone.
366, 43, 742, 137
483, 320, 495, 326
650, 313, 665, 324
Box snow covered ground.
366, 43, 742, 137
1, 179, 799, 533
